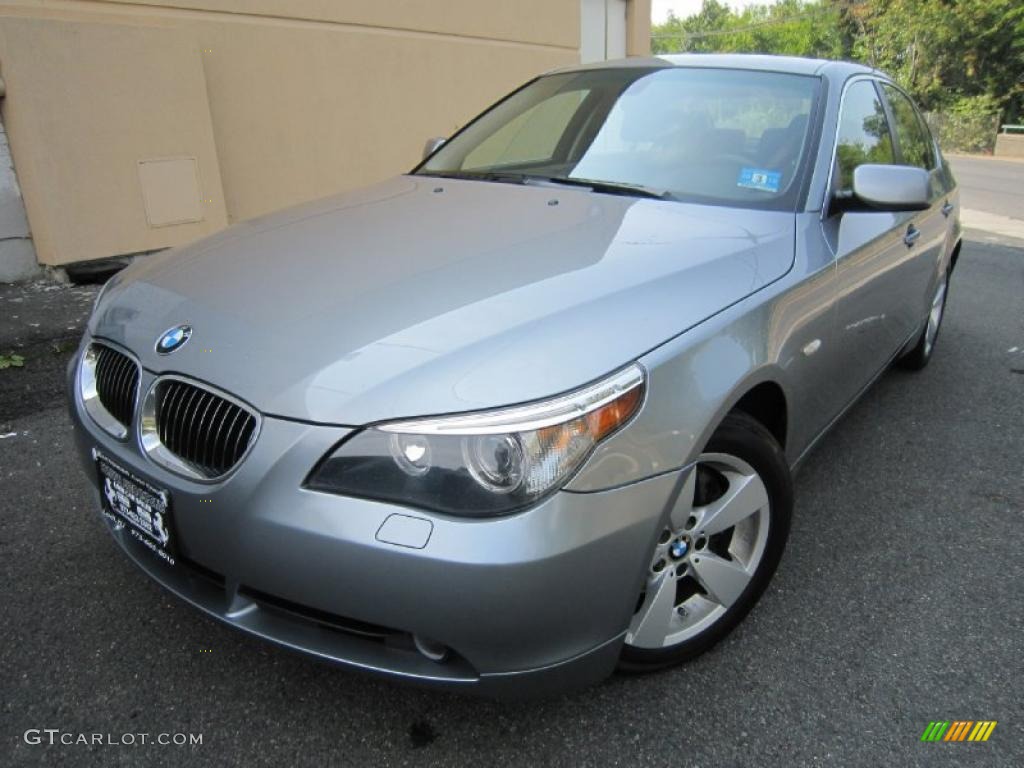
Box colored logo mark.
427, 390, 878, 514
156, 324, 192, 355
920, 721, 997, 742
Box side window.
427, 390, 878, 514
882, 84, 936, 171
834, 81, 894, 190
462, 90, 589, 170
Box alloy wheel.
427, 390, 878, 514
626, 453, 771, 649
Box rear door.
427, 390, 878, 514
878, 83, 948, 338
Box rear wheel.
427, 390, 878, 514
620, 411, 792, 671
899, 272, 949, 371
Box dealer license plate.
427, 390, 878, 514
96, 452, 176, 566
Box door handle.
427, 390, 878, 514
941, 201, 954, 218
904, 225, 921, 247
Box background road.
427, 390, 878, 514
948, 155, 1024, 221
2, 180, 1022, 765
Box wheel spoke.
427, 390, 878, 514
690, 552, 751, 608
627, 572, 677, 648
926, 279, 946, 349
668, 468, 697, 530
932, 281, 946, 312
697, 471, 768, 536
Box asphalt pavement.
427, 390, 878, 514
2, 237, 1022, 766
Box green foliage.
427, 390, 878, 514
651, 0, 1024, 127
928, 93, 1002, 153
652, 0, 846, 59
925, 103, 1001, 153
949, 94, 1002, 119
0, 353, 25, 369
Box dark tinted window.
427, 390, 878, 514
882, 84, 935, 171
835, 80, 894, 190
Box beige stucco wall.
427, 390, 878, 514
0, 1, 649, 266
627, 0, 652, 57
0, 13, 230, 265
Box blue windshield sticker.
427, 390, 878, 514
738, 168, 782, 193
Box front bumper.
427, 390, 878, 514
68, 348, 684, 697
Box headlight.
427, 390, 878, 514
305, 364, 645, 516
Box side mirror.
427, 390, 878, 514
852, 164, 930, 212
422, 137, 446, 160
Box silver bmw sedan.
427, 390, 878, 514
68, 54, 960, 697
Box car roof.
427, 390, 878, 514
548, 53, 882, 82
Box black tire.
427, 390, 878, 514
899, 270, 950, 371
619, 411, 793, 672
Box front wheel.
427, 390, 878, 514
620, 411, 792, 671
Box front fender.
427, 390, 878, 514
566, 292, 801, 493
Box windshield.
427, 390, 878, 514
415, 67, 820, 209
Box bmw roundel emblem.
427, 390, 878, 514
156, 324, 192, 355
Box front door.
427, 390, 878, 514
823, 78, 930, 408
879, 83, 949, 336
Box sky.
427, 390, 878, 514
651, 0, 771, 24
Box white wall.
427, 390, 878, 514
580, 0, 628, 63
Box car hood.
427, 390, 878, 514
91, 176, 794, 424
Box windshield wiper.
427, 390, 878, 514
417, 170, 529, 185
538, 177, 672, 200
419, 171, 672, 201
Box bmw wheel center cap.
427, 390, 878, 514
156, 324, 192, 354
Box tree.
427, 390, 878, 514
650, 0, 1024, 123
652, 1, 847, 59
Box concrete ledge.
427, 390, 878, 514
995, 133, 1024, 158
1, 115, 39, 282
961, 208, 1024, 241
0, 237, 40, 282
